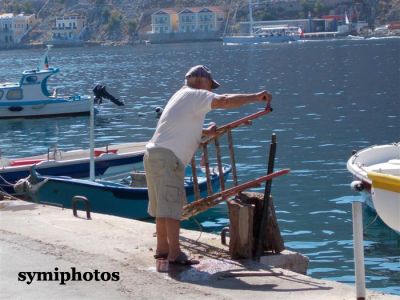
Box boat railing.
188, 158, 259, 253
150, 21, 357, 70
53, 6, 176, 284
183, 104, 290, 220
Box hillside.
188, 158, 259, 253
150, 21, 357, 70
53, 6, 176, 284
1, 0, 399, 44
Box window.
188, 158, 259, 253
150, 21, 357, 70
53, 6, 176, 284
6, 88, 23, 100
25, 76, 37, 83
0, 90, 4, 100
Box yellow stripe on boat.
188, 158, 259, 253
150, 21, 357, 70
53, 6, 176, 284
367, 171, 400, 193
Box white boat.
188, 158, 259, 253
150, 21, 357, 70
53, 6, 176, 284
347, 143, 400, 232
0, 46, 91, 119
223, 0, 301, 45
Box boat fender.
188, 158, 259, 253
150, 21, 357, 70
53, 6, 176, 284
351, 180, 364, 192
8, 106, 23, 112
155, 107, 163, 118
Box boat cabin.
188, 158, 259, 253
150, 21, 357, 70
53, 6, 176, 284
253, 25, 300, 37
0, 68, 59, 102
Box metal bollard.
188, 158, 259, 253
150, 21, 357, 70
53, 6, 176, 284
352, 201, 366, 300
72, 196, 91, 220
221, 227, 229, 245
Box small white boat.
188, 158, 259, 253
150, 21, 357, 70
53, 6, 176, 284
0, 46, 91, 119
347, 143, 400, 232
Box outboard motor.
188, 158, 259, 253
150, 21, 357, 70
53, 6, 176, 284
93, 84, 124, 106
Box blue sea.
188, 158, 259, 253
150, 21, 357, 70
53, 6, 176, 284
0, 37, 399, 295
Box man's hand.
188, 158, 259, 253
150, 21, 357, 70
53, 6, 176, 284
202, 122, 217, 136
256, 90, 272, 106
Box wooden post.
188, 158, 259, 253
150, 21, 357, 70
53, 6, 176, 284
228, 197, 255, 259
227, 192, 284, 259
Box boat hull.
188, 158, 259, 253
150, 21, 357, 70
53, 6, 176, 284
368, 171, 400, 233
223, 35, 299, 45
24, 166, 231, 220
0, 97, 91, 119
347, 143, 400, 233
1, 142, 147, 195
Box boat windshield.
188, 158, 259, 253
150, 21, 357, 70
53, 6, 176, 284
6, 88, 23, 100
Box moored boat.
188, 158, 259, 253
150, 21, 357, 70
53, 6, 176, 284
0, 142, 147, 195
367, 171, 400, 233
0, 46, 91, 119
222, 0, 301, 45
347, 143, 400, 232
16, 164, 232, 220
223, 25, 302, 45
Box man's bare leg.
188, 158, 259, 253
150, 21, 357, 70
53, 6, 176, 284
165, 218, 181, 261
156, 217, 169, 255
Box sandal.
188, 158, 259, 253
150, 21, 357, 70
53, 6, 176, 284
169, 252, 199, 266
153, 253, 168, 259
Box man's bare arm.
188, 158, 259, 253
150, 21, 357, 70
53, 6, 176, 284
211, 90, 272, 109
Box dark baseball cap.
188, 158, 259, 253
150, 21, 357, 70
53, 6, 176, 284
185, 65, 220, 89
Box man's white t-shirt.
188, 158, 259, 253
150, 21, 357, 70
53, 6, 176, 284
147, 86, 217, 165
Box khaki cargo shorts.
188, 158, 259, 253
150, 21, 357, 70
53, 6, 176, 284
144, 147, 186, 220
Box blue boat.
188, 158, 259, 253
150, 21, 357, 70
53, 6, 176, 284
18, 165, 232, 220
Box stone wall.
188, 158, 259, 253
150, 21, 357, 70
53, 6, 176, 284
145, 30, 221, 43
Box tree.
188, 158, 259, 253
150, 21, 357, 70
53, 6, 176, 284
300, 0, 314, 18
102, 7, 111, 24
314, 0, 326, 17
21, 1, 34, 14
107, 12, 122, 33
127, 19, 138, 35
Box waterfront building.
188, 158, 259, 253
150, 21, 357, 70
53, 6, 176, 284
151, 9, 178, 34
178, 7, 225, 33
149, 6, 225, 43
51, 14, 87, 41
0, 13, 13, 47
0, 13, 35, 48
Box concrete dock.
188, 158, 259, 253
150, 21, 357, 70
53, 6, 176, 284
0, 199, 398, 300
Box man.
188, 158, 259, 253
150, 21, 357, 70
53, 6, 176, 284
144, 65, 272, 265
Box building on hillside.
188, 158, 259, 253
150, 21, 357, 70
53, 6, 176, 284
0, 14, 13, 47
178, 7, 225, 33
178, 8, 197, 33
151, 9, 178, 34
51, 14, 87, 41
0, 13, 35, 48
148, 6, 226, 43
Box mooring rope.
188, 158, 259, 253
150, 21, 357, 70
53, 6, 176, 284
0, 189, 20, 201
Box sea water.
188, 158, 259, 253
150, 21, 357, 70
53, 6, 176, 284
0, 37, 399, 294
